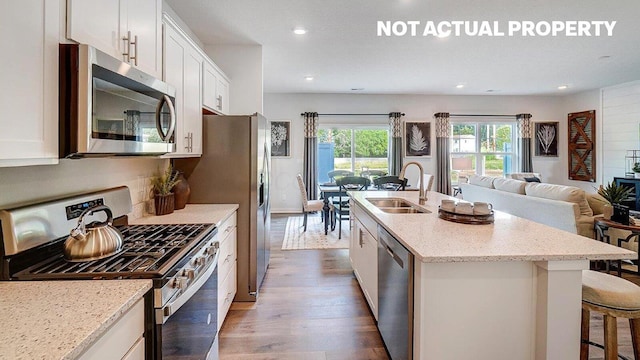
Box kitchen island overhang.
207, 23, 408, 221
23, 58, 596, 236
349, 190, 635, 360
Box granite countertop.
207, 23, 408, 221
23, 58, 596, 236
0, 280, 151, 360
130, 204, 238, 226
350, 191, 636, 263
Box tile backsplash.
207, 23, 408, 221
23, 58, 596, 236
121, 173, 157, 220
0, 158, 168, 218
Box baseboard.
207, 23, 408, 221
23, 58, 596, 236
271, 208, 302, 214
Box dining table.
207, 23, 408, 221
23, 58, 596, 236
317, 183, 405, 234
317, 184, 344, 235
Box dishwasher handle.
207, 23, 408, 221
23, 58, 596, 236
379, 236, 404, 268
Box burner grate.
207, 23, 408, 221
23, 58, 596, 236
14, 223, 215, 280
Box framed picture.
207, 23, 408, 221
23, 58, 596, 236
534, 122, 559, 157
270, 120, 291, 157
568, 110, 596, 182
404, 121, 431, 157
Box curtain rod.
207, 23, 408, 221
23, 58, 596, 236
449, 114, 516, 118
300, 113, 405, 116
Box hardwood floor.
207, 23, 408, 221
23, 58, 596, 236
219, 214, 387, 359
218, 214, 638, 359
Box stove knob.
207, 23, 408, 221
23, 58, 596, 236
204, 246, 216, 256
182, 269, 195, 280
193, 256, 206, 267
172, 276, 188, 290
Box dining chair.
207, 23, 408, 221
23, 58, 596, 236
327, 170, 354, 183
422, 174, 434, 192
296, 174, 329, 231
334, 176, 371, 238
361, 169, 388, 179
373, 175, 407, 191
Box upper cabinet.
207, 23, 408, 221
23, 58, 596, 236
0, 0, 60, 167
162, 14, 231, 158
203, 60, 230, 115
67, 0, 162, 78
163, 18, 203, 157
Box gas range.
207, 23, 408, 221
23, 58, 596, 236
14, 223, 215, 281
0, 187, 220, 359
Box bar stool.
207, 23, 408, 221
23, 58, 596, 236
581, 270, 640, 360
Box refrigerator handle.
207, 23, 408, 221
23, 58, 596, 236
259, 174, 265, 207
263, 142, 270, 214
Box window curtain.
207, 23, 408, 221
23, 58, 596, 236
516, 113, 533, 172
303, 112, 319, 200
388, 112, 403, 175
435, 112, 451, 195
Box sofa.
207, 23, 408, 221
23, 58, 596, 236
459, 175, 607, 238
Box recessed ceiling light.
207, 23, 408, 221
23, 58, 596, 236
456, 84, 465, 89
486, 89, 498, 93
351, 88, 364, 91
558, 85, 568, 90
304, 76, 314, 81
599, 55, 611, 60
293, 28, 307, 35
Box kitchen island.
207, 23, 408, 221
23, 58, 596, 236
349, 190, 636, 360
0, 279, 151, 360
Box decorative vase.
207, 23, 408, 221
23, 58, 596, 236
603, 203, 613, 220
172, 171, 191, 210
154, 193, 175, 216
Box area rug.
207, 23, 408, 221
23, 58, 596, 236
282, 215, 349, 250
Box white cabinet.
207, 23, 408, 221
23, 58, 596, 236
217, 212, 237, 331
78, 298, 145, 360
0, 0, 60, 167
350, 203, 379, 319
203, 60, 230, 115
163, 19, 203, 157
67, 0, 162, 78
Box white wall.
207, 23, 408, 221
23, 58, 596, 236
560, 89, 602, 192
206, 45, 263, 115
265, 93, 565, 213
0, 158, 167, 218
601, 80, 640, 184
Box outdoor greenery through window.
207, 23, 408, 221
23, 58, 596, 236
450, 122, 515, 183
317, 127, 389, 184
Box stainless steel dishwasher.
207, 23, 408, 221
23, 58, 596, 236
378, 225, 414, 360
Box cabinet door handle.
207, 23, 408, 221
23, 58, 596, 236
130, 34, 138, 66
359, 229, 364, 247
217, 95, 222, 110
184, 132, 194, 152
122, 31, 131, 62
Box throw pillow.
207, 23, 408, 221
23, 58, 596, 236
468, 175, 495, 189
524, 176, 541, 182
493, 178, 526, 194
585, 193, 609, 216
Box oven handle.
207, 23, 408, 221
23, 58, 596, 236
157, 252, 218, 324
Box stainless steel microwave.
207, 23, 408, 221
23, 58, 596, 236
59, 44, 176, 158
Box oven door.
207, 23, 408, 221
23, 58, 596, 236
156, 255, 219, 359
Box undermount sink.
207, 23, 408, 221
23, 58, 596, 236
379, 207, 429, 214
367, 198, 412, 208
366, 198, 430, 214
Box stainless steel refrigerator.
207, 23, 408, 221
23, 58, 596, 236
175, 113, 270, 302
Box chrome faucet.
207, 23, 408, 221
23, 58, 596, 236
398, 161, 426, 204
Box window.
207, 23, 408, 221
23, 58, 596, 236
317, 127, 389, 183
450, 122, 516, 182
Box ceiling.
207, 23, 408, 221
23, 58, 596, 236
166, 0, 640, 95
